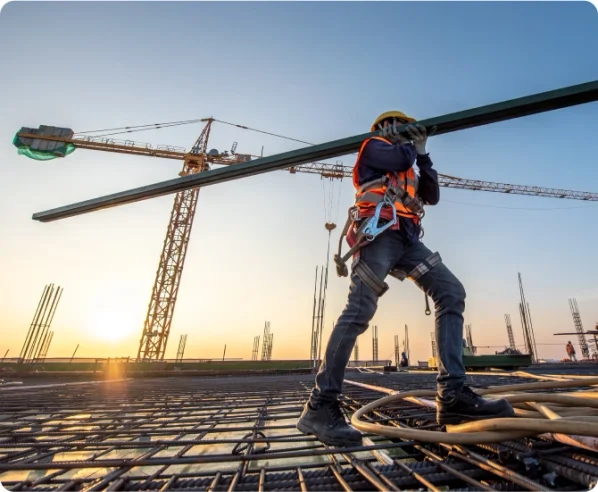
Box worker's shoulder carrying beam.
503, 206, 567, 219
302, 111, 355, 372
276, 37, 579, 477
31, 80, 598, 222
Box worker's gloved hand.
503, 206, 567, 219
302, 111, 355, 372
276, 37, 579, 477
378, 120, 411, 146
405, 123, 437, 155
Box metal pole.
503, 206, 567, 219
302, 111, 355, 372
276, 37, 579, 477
70, 344, 79, 363
309, 267, 318, 365
222, 345, 226, 361
314, 265, 325, 367
1, 349, 8, 363
31, 81, 598, 222
405, 324, 409, 363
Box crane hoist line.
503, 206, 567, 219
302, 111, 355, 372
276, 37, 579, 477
16, 79, 598, 222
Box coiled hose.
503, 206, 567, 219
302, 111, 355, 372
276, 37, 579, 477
349, 376, 598, 449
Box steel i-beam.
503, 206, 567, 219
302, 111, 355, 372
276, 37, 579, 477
32, 80, 598, 222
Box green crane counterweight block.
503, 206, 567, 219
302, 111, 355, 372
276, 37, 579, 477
13, 126, 76, 161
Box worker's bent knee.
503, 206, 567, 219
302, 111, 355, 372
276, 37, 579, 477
452, 278, 466, 303
432, 273, 466, 312
338, 299, 377, 331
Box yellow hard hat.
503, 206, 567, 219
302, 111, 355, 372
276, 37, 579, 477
371, 111, 416, 131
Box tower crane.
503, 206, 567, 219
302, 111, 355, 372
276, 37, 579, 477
14, 88, 598, 361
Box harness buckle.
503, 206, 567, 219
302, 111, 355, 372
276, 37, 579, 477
361, 199, 397, 241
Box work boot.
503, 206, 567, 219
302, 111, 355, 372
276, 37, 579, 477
436, 385, 514, 425
296, 400, 362, 447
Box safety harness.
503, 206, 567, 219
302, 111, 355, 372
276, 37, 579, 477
333, 138, 443, 315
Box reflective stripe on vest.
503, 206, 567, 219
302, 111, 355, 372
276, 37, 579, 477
352, 136, 421, 222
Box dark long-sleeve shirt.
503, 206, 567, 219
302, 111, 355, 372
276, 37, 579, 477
355, 139, 440, 244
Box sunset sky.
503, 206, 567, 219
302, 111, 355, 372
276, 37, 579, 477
1, 1, 597, 363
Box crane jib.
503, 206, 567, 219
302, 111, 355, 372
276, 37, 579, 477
28, 80, 598, 223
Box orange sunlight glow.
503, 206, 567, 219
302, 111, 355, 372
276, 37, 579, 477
86, 307, 137, 342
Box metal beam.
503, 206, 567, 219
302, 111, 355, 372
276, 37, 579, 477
32, 80, 598, 222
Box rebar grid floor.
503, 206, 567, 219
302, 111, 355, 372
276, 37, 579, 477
1, 372, 597, 491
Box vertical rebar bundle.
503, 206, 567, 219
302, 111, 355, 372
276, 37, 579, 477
568, 298, 590, 359
354, 336, 359, 361
518, 273, 538, 362
394, 335, 399, 367
372, 326, 379, 362
504, 314, 516, 350
19, 284, 63, 364
37, 331, 53, 360
251, 336, 260, 361
261, 322, 273, 361
431, 332, 437, 358
176, 334, 187, 363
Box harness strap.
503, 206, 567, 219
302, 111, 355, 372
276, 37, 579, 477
353, 259, 389, 296
334, 212, 370, 278
389, 252, 442, 282
357, 177, 388, 194
357, 187, 424, 218
407, 251, 442, 281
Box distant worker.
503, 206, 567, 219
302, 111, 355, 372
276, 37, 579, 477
566, 341, 577, 361
296, 112, 514, 447
400, 351, 408, 367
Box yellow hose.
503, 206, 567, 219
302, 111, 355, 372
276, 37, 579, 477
350, 377, 598, 446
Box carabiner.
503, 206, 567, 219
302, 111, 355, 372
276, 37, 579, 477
361, 200, 397, 241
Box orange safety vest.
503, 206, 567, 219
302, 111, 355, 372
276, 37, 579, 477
352, 136, 421, 224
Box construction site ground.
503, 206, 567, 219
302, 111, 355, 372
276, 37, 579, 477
1, 366, 598, 491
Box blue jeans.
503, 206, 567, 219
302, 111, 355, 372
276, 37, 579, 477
310, 229, 467, 405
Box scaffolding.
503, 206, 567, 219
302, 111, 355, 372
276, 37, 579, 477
251, 335, 260, 361
505, 314, 516, 350
261, 322, 273, 361
569, 298, 590, 359
465, 324, 476, 354
175, 334, 188, 363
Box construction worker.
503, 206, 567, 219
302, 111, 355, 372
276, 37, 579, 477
297, 112, 514, 447
566, 341, 577, 361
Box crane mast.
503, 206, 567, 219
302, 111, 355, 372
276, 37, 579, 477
137, 122, 211, 360
136, 120, 251, 360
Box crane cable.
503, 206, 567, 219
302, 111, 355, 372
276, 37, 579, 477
73, 116, 356, 157
73, 118, 211, 138
349, 376, 598, 449
213, 119, 315, 146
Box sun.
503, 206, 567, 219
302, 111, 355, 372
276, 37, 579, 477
87, 308, 137, 342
